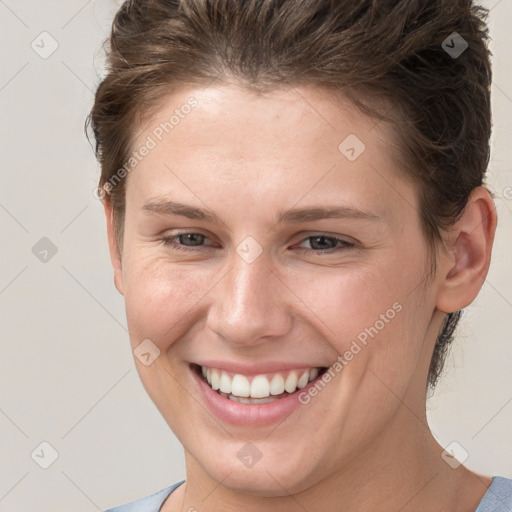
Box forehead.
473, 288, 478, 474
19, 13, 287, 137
137, 84, 390, 158
127, 84, 416, 223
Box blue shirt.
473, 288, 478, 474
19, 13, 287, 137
104, 476, 512, 511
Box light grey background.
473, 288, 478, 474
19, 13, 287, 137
0, 1, 510, 510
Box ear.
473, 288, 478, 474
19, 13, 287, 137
436, 187, 497, 313
103, 198, 125, 296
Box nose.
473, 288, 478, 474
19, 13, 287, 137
205, 252, 293, 347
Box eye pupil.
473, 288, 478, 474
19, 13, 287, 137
179, 233, 205, 246
310, 236, 336, 250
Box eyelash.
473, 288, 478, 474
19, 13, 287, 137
161, 232, 354, 255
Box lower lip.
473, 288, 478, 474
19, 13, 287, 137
190, 364, 322, 427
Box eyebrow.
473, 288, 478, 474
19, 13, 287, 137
278, 206, 382, 223
142, 200, 383, 224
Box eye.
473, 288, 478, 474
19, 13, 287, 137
161, 232, 355, 255
161, 232, 215, 252
295, 234, 354, 254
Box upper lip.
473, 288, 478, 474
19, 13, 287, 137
191, 361, 328, 376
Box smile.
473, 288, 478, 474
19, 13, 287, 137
193, 364, 328, 404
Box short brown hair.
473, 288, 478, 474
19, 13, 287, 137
87, 0, 493, 391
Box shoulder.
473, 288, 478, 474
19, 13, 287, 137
103, 480, 186, 512
475, 476, 512, 512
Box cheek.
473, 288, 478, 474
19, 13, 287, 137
304, 258, 428, 377
298, 265, 406, 338
121, 255, 214, 350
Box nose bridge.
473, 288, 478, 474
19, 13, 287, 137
206, 250, 291, 346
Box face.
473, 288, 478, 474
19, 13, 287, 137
107, 84, 447, 495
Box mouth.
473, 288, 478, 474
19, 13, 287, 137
191, 363, 329, 405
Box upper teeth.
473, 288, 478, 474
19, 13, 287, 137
201, 366, 320, 398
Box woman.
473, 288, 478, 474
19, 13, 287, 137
89, 0, 512, 510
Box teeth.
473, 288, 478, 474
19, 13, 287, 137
250, 375, 270, 398
270, 373, 285, 395
209, 369, 220, 391
202, 366, 322, 399
219, 372, 231, 394
232, 374, 250, 397
284, 371, 299, 393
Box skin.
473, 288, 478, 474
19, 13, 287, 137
103, 84, 497, 512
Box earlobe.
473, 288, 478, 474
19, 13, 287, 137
102, 198, 125, 296
436, 187, 497, 313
